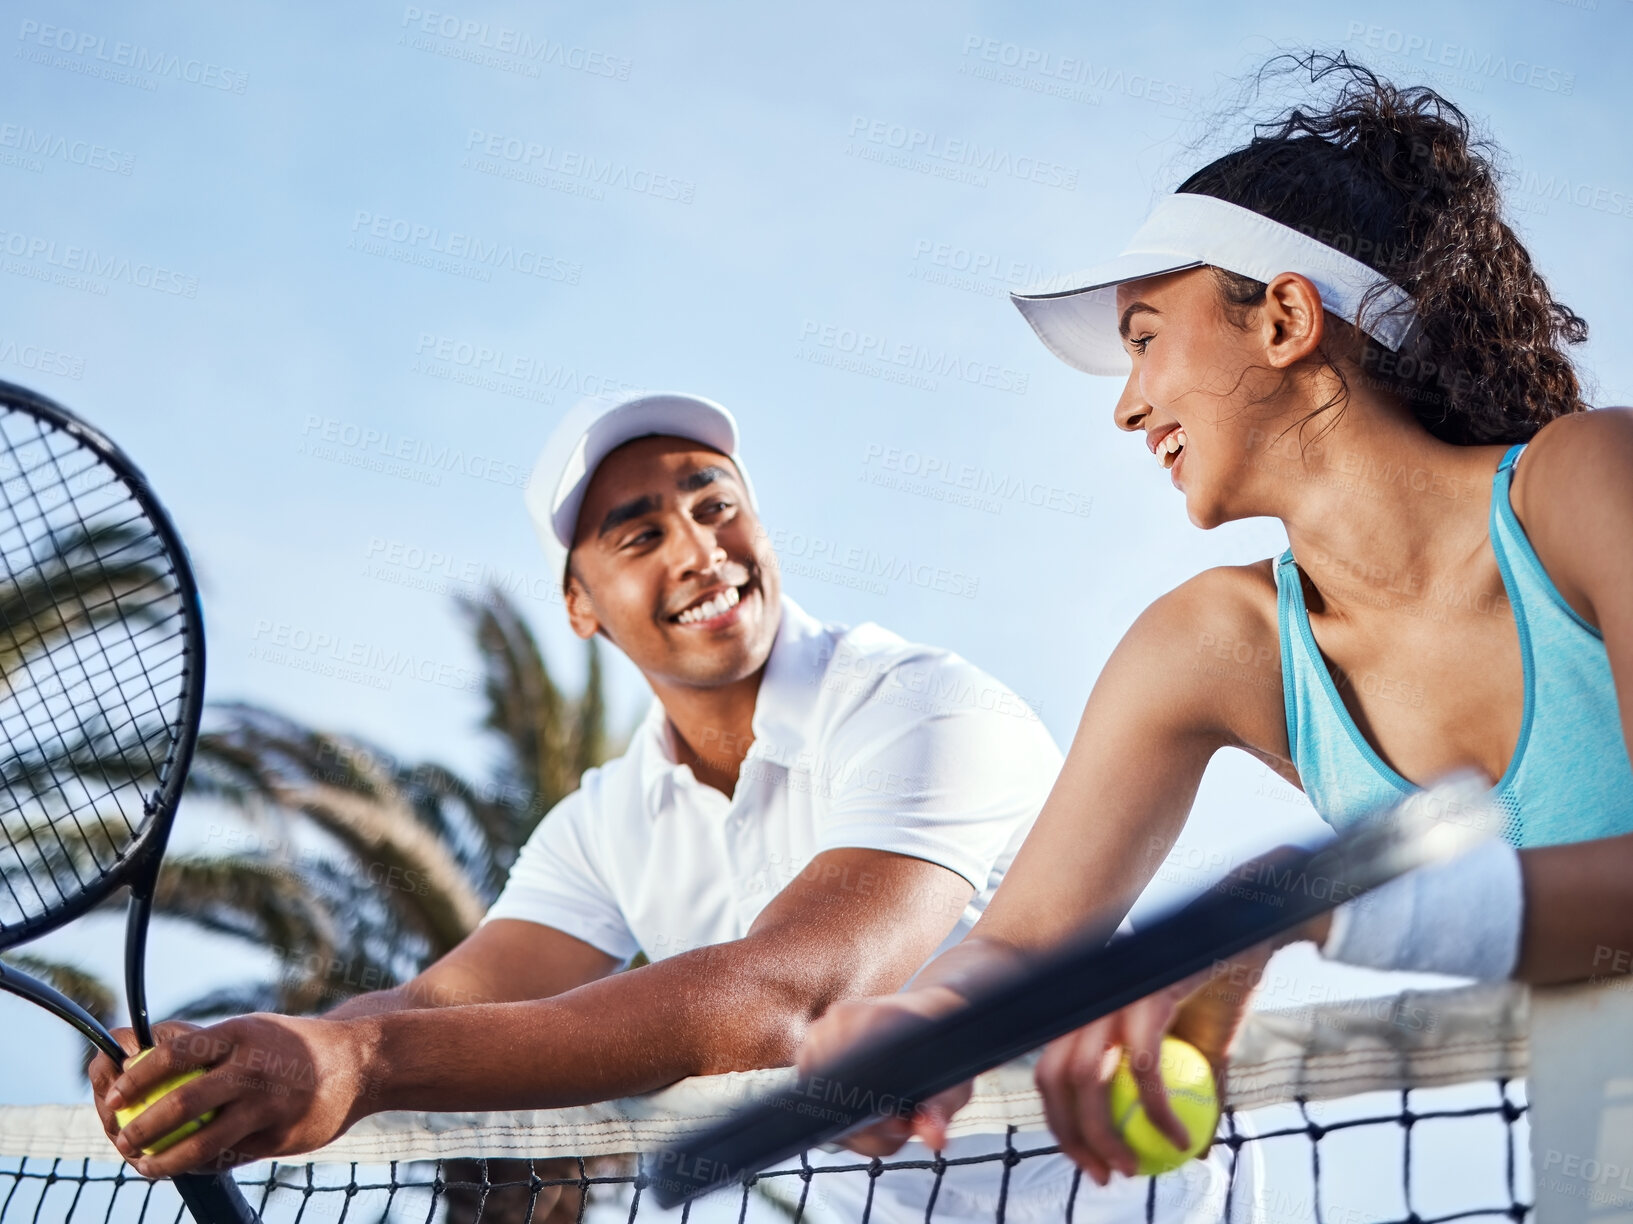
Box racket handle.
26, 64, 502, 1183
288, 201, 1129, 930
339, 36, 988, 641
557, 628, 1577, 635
174, 1172, 258, 1224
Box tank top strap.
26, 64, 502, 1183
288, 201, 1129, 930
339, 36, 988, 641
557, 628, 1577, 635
1488, 441, 1603, 640
1487, 443, 1526, 575
1272, 547, 1302, 760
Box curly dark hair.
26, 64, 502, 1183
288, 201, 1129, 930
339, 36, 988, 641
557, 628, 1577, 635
1176, 53, 1588, 445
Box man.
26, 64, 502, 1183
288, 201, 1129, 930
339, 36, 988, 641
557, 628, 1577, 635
92, 391, 1184, 1221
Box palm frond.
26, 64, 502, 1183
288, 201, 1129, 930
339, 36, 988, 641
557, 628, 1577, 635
0, 521, 177, 685
1, 952, 118, 1027
192, 709, 488, 949
9, 581, 618, 1065
1, 952, 119, 1082
458, 594, 573, 805
572, 638, 609, 786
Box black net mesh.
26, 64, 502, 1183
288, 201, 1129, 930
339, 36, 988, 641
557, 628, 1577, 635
0, 1079, 1531, 1223
0, 401, 195, 941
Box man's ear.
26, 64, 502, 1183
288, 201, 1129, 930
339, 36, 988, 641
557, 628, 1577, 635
564, 571, 601, 640
1260, 272, 1326, 369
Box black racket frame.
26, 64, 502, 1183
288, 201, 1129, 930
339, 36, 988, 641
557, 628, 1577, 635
0, 378, 255, 1224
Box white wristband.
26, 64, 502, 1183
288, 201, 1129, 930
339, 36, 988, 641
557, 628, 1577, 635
1320, 837, 1524, 980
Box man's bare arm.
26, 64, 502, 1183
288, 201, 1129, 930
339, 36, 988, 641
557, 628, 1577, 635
103, 847, 975, 1173
323, 920, 622, 1019
362, 847, 972, 1105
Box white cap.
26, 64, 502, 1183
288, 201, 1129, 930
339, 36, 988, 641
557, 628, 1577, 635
524, 391, 758, 591
1010, 192, 1417, 376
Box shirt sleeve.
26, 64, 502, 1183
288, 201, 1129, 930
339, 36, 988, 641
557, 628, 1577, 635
482, 787, 641, 964
814, 657, 1064, 890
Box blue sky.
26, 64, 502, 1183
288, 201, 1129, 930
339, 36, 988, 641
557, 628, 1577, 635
1, 0, 1628, 1177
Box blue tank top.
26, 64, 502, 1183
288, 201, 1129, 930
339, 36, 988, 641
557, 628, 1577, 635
1275, 443, 1633, 848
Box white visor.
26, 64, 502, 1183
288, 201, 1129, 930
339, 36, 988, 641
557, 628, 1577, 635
1010, 192, 1417, 376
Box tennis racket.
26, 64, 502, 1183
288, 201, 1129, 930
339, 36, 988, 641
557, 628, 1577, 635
650, 773, 1498, 1206
0, 379, 256, 1223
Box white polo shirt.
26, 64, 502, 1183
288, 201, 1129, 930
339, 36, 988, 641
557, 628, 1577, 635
485, 595, 1060, 959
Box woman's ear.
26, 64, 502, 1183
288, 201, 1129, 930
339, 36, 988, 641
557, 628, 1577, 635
1260, 272, 1326, 368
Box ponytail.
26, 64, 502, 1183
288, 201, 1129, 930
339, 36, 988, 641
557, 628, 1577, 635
1179, 54, 1588, 444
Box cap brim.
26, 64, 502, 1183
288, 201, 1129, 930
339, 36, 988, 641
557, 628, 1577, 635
551, 394, 739, 546
1010, 254, 1204, 376
526, 391, 750, 591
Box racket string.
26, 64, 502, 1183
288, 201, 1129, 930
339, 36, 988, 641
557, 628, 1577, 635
1, 524, 144, 880
3, 424, 162, 847
0, 403, 197, 939
37, 432, 180, 778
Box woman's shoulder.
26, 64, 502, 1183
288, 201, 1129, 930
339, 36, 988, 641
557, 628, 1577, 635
1508, 408, 1633, 629
1103, 564, 1293, 757
1514, 407, 1633, 501
1115, 562, 1285, 714
1150, 560, 1281, 634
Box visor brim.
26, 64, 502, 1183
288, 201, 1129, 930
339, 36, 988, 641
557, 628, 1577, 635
1010, 254, 1205, 376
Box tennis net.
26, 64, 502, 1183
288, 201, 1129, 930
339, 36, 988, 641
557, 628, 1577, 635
0, 982, 1540, 1224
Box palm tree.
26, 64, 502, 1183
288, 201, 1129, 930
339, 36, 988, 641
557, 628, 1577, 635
185, 592, 611, 998
14, 590, 613, 1017
1, 519, 192, 1033
6, 584, 617, 1223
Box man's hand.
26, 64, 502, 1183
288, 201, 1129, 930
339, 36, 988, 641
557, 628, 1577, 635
797, 984, 973, 1156
90, 1014, 379, 1178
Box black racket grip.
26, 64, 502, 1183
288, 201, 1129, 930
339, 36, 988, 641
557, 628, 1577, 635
175, 1173, 258, 1223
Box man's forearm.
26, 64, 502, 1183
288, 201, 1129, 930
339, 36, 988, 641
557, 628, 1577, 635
324, 988, 415, 1022
325, 974, 500, 1022
347, 944, 820, 1115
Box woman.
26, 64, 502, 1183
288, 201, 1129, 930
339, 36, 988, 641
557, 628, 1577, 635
798, 56, 1633, 1188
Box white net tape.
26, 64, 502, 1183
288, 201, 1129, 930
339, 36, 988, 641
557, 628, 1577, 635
0, 983, 1528, 1162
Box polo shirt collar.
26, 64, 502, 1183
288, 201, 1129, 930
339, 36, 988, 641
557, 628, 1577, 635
635, 594, 831, 811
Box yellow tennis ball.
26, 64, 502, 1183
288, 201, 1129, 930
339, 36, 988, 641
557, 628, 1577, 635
1106, 1036, 1220, 1176
112, 1049, 217, 1156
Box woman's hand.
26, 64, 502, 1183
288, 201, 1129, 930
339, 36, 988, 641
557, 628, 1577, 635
1034, 944, 1271, 1185
798, 985, 973, 1156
